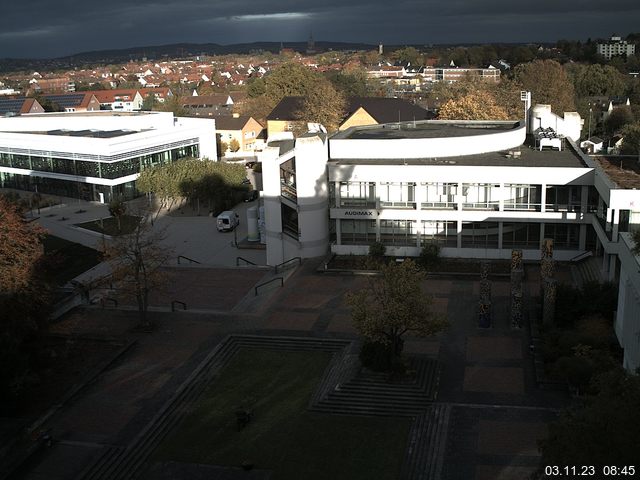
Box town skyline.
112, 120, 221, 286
2, 0, 639, 59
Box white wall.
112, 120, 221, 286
330, 121, 526, 159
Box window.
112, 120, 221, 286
504, 184, 541, 211
421, 182, 457, 209
380, 182, 416, 209
462, 183, 499, 210
461, 222, 499, 248
339, 182, 376, 208
340, 219, 377, 245
421, 220, 457, 247
380, 219, 417, 246
502, 222, 541, 249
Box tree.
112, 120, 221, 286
228, 138, 240, 152
0, 196, 50, 405
619, 122, 640, 155
569, 63, 628, 98
327, 70, 370, 97
438, 90, 510, 120
297, 78, 347, 132
537, 368, 640, 471
392, 47, 421, 65
108, 198, 127, 233
264, 62, 318, 104
604, 106, 634, 135
246, 77, 266, 98
346, 259, 448, 366
513, 60, 576, 114
0, 196, 45, 293
102, 215, 173, 329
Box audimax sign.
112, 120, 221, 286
332, 209, 379, 219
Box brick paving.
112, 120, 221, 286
11, 259, 572, 480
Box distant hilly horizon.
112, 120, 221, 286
3, 39, 555, 62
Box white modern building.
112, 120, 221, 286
0, 111, 216, 202
259, 105, 640, 372
597, 35, 636, 60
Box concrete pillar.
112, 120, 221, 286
608, 254, 617, 282
498, 222, 504, 250
457, 219, 463, 249
335, 218, 342, 245
498, 183, 504, 212
579, 224, 587, 251
540, 183, 547, 213
581, 185, 589, 214
612, 209, 620, 240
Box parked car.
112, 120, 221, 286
216, 210, 240, 232
244, 190, 259, 202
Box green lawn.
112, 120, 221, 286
41, 235, 102, 285
74, 215, 141, 236
153, 348, 410, 480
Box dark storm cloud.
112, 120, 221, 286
2, 0, 639, 58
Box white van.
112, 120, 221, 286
216, 210, 240, 232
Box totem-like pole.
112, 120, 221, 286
478, 261, 492, 328
510, 249, 524, 328
541, 238, 556, 325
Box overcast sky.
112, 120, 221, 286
1, 0, 639, 58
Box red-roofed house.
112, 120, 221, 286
91, 89, 143, 111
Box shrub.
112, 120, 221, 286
368, 241, 386, 259
418, 243, 440, 270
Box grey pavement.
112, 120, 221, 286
30, 196, 266, 288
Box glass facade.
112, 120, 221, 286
502, 222, 541, 249
421, 182, 457, 209
461, 222, 500, 248
379, 182, 416, 209
504, 184, 542, 211
0, 145, 198, 202
544, 223, 580, 250
339, 181, 376, 208
421, 220, 457, 247
380, 219, 417, 246
340, 219, 377, 245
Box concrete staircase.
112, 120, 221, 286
76, 335, 350, 480
400, 404, 451, 480
571, 256, 603, 287
310, 357, 441, 417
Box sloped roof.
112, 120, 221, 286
216, 115, 252, 130
267, 96, 434, 124
345, 97, 434, 124
266, 96, 305, 121
91, 89, 140, 103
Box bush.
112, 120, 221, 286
552, 355, 594, 391
418, 243, 440, 270
554, 281, 618, 328
368, 241, 386, 259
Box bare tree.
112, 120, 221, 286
102, 214, 173, 329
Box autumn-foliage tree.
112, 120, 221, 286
346, 259, 448, 370
438, 90, 510, 120
240, 62, 346, 132
513, 60, 576, 114
0, 196, 50, 404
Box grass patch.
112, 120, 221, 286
153, 348, 410, 479
41, 235, 102, 285
75, 215, 141, 236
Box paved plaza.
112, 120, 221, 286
3, 196, 569, 479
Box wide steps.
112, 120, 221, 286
310, 358, 440, 417
77, 335, 352, 480
400, 403, 451, 480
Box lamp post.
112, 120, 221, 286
588, 107, 592, 141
